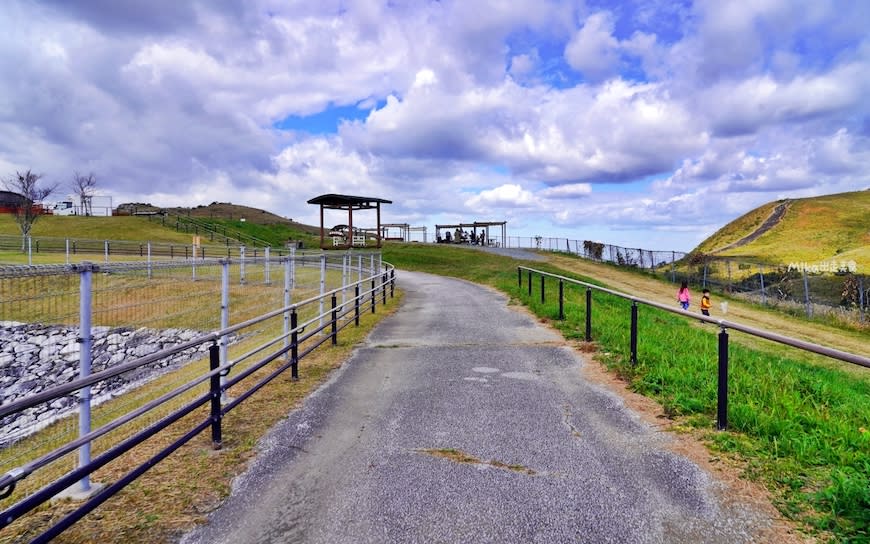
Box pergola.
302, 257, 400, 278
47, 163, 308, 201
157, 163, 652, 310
307, 194, 392, 249
380, 223, 428, 242
435, 221, 507, 246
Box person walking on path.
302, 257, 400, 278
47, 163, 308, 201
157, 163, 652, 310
700, 289, 712, 317
677, 281, 691, 310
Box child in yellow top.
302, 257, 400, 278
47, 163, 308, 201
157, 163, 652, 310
700, 289, 712, 317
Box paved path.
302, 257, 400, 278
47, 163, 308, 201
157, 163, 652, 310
181, 271, 775, 544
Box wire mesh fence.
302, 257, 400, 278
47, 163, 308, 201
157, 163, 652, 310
0, 250, 383, 450
488, 235, 868, 326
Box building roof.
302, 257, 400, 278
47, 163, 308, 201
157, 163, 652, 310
307, 194, 392, 209
0, 190, 26, 206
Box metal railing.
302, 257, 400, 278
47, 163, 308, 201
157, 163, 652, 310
517, 266, 870, 431
0, 263, 396, 541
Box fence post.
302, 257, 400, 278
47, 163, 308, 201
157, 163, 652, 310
860, 276, 866, 324
192, 251, 197, 281
283, 258, 292, 358
358, 254, 363, 284
759, 266, 766, 305
147, 242, 152, 279
585, 288, 592, 342
382, 273, 387, 305
717, 327, 729, 430
527, 270, 532, 297
371, 278, 376, 313
390, 269, 395, 298
265, 247, 271, 285
341, 252, 348, 307
220, 260, 230, 399
630, 302, 638, 365
65, 239, 70, 265
104, 240, 109, 264
27, 236, 32, 266
558, 280, 564, 320
290, 309, 299, 380
76, 262, 94, 492
540, 275, 545, 304
802, 268, 812, 318
355, 285, 360, 326
702, 259, 708, 289
331, 294, 338, 346
319, 253, 326, 334
517, 267, 522, 289
290, 247, 297, 288
209, 343, 222, 449
240, 246, 246, 285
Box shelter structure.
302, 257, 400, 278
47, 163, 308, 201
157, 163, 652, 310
380, 223, 428, 242
435, 221, 506, 246
307, 194, 392, 249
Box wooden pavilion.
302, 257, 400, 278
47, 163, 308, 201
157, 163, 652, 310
307, 194, 392, 249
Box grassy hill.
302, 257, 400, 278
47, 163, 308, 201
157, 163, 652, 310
693, 190, 870, 268
0, 215, 195, 243
0, 202, 322, 248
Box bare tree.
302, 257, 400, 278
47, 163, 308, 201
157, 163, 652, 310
72, 171, 97, 216
3, 170, 57, 250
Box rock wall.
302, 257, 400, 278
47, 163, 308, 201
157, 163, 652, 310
0, 322, 214, 445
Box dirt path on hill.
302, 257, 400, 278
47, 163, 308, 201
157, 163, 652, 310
546, 254, 869, 368
716, 201, 790, 252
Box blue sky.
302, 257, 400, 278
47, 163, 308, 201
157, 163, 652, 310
0, 0, 868, 252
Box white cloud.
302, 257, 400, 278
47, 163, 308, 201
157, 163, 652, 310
564, 11, 620, 81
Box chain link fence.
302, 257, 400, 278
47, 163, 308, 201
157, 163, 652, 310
490, 235, 867, 326
0, 251, 384, 494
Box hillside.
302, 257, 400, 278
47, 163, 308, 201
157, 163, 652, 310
693, 190, 870, 268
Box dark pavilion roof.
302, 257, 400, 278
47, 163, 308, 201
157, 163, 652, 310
306, 194, 392, 209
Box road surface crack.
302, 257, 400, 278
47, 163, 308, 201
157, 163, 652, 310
414, 448, 537, 475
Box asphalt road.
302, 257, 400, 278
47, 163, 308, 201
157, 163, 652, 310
180, 271, 775, 544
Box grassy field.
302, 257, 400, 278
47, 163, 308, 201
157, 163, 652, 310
383, 243, 870, 542
0, 215, 195, 243
693, 190, 870, 268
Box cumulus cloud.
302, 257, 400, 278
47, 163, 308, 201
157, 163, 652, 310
0, 0, 868, 252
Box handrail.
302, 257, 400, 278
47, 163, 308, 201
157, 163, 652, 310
0, 265, 397, 534
518, 266, 869, 368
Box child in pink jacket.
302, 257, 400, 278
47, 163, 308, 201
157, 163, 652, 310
677, 281, 691, 310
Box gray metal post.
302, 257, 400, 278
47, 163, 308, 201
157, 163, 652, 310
290, 247, 296, 288
283, 258, 292, 356
192, 249, 197, 281
220, 260, 230, 397
370, 254, 375, 279
104, 240, 109, 264
77, 263, 94, 492
759, 266, 766, 305
342, 252, 348, 307
803, 268, 812, 318
65, 238, 70, 265
358, 255, 363, 284
265, 247, 271, 285
27, 236, 32, 266
319, 253, 326, 334
240, 246, 246, 284
147, 242, 152, 279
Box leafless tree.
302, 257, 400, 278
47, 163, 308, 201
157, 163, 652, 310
3, 169, 57, 250
72, 171, 97, 216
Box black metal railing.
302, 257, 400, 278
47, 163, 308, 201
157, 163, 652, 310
518, 266, 870, 431
0, 266, 397, 540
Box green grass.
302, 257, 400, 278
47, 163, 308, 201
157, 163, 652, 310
694, 190, 870, 269
194, 218, 320, 248
0, 215, 195, 243
383, 242, 870, 541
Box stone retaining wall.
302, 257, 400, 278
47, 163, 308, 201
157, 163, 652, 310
0, 322, 214, 445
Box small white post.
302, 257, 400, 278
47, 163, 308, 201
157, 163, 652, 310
147, 242, 152, 279
220, 260, 230, 399
104, 240, 109, 264
27, 236, 32, 266
265, 247, 271, 285
65, 238, 70, 265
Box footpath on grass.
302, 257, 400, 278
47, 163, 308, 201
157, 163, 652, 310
181, 270, 803, 544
